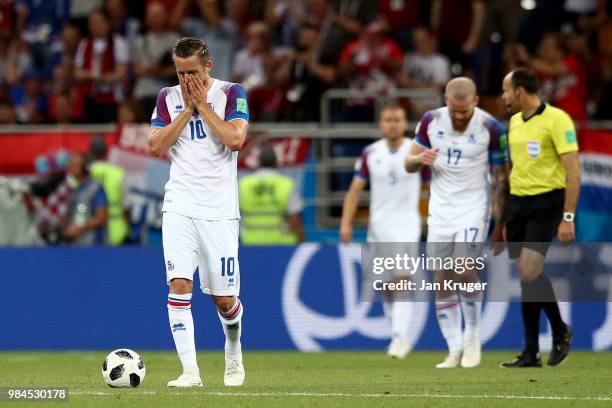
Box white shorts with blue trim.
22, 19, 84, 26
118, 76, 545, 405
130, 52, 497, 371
162, 211, 240, 296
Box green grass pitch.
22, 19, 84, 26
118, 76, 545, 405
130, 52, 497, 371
1, 351, 611, 407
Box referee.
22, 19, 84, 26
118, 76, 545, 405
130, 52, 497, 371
498, 68, 580, 367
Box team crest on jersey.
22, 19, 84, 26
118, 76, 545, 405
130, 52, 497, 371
174, 104, 183, 113
436, 130, 444, 138
468, 134, 476, 144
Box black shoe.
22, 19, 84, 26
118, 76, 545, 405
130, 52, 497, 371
548, 325, 572, 366
500, 351, 542, 368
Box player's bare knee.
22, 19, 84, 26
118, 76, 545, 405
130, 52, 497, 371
169, 278, 193, 294
212, 295, 236, 313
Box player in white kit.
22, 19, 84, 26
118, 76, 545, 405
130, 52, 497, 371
341, 105, 422, 359
148, 38, 249, 387
405, 78, 509, 368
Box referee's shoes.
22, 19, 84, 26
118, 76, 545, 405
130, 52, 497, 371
501, 325, 572, 368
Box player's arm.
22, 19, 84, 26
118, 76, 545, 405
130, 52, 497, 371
189, 75, 249, 151
148, 108, 194, 156
491, 163, 510, 255
340, 177, 366, 243
558, 151, 580, 245
404, 143, 438, 173
148, 80, 195, 156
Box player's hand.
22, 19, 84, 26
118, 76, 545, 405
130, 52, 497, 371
419, 148, 438, 166
491, 223, 506, 256
64, 224, 84, 240
188, 74, 208, 112
557, 221, 575, 246
340, 224, 352, 243
179, 75, 193, 110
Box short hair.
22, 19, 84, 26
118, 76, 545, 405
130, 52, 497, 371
172, 37, 210, 64
510, 68, 540, 94
380, 104, 406, 117
259, 147, 277, 168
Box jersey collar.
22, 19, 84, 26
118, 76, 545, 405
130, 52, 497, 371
521, 102, 546, 122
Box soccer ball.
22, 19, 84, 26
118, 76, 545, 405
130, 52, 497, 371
102, 349, 146, 388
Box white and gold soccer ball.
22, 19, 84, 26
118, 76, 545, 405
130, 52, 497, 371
102, 349, 146, 388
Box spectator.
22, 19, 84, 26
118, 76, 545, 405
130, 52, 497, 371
532, 32, 588, 121
400, 26, 450, 119
10, 67, 48, 124
318, 0, 377, 65
276, 22, 336, 121
0, 98, 18, 124
249, 54, 289, 122
239, 147, 305, 245
89, 137, 130, 245
563, 0, 608, 33
62, 152, 108, 245
378, 0, 422, 51
132, 1, 180, 113
181, 0, 239, 81
594, 21, 612, 119
337, 20, 403, 121
232, 22, 276, 90
105, 0, 140, 45
401, 27, 450, 92
15, 0, 70, 68
74, 9, 129, 123
118, 98, 146, 124
430, 0, 485, 76
47, 23, 81, 83
0, 0, 15, 37
264, 0, 305, 47
1, 37, 32, 88
48, 92, 75, 124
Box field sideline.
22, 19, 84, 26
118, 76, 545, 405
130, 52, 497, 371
1, 351, 611, 407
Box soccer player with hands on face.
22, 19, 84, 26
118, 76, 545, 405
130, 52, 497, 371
148, 37, 250, 388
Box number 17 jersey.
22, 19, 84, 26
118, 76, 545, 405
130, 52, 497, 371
414, 107, 507, 230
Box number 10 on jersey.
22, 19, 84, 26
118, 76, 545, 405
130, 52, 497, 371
189, 119, 207, 140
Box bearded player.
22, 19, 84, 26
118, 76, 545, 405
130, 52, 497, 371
341, 105, 422, 359
148, 37, 249, 387
405, 77, 510, 368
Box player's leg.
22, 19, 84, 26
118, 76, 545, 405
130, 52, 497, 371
428, 233, 462, 368
455, 224, 487, 368
387, 282, 413, 359
197, 219, 245, 386
163, 212, 203, 387
434, 268, 463, 367
387, 241, 419, 359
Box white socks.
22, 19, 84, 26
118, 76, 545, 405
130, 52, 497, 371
218, 298, 243, 360
460, 290, 483, 339
436, 294, 462, 354
391, 301, 413, 342
168, 293, 198, 373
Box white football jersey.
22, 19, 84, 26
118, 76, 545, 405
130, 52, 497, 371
355, 138, 422, 242
415, 107, 507, 231
151, 79, 249, 220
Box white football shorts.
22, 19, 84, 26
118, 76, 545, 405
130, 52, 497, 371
426, 218, 489, 262
162, 211, 240, 296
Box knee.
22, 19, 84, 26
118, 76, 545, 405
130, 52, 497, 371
516, 260, 539, 283
213, 296, 236, 313
169, 278, 193, 294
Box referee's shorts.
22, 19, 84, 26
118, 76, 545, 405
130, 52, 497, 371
505, 189, 564, 259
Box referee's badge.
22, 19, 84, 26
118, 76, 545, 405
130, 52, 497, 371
527, 140, 540, 158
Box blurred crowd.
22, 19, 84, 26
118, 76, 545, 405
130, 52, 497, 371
0, 0, 611, 125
